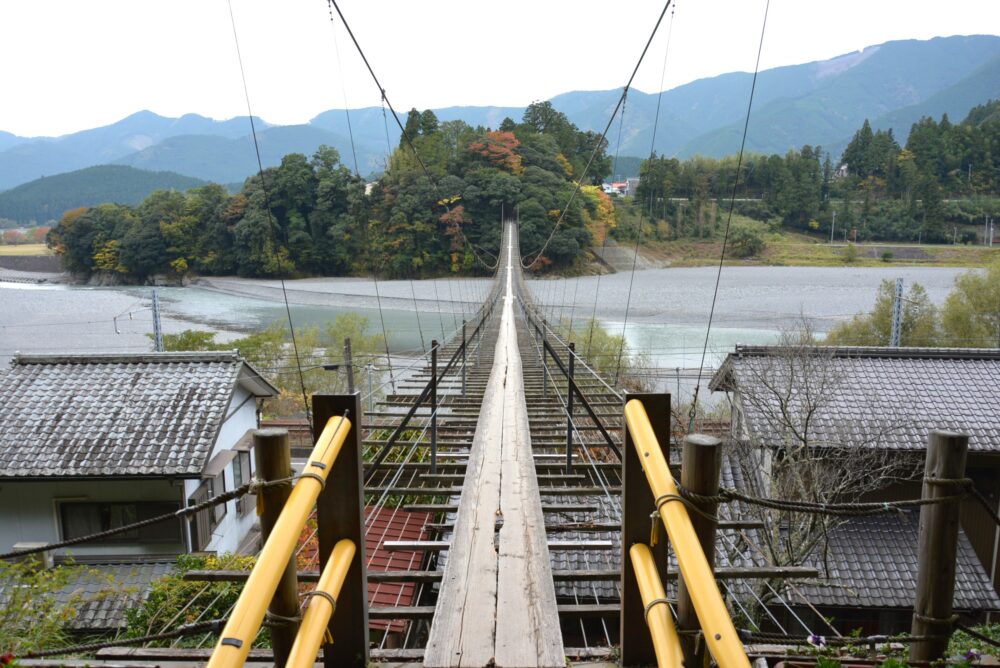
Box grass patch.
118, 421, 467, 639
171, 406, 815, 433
0, 244, 52, 256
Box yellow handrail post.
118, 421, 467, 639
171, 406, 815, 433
630, 544, 684, 668
206, 414, 351, 668
620, 392, 673, 666
625, 399, 751, 668
313, 394, 369, 668
286, 539, 357, 668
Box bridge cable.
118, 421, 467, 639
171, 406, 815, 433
226, 0, 311, 427
688, 0, 770, 433
325, 0, 360, 175
585, 94, 629, 357
326, 0, 499, 275
612, 2, 677, 385
521, 0, 673, 269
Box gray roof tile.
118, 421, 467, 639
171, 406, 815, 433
798, 512, 1000, 610
0, 352, 276, 477
710, 346, 1000, 451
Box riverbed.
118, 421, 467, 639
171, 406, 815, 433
0, 266, 969, 392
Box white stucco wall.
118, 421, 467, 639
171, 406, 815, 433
0, 479, 184, 557
181, 385, 260, 555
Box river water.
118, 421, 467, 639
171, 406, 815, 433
0, 266, 968, 385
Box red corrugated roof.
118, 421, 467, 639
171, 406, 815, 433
297, 506, 431, 634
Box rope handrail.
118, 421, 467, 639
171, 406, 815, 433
363, 294, 499, 483
521, 297, 624, 401
677, 479, 974, 517
0, 480, 284, 560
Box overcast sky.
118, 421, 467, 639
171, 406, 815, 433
1, 1, 998, 138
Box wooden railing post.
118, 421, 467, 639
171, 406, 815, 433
910, 430, 969, 664
343, 338, 355, 394
253, 428, 299, 667
620, 392, 671, 667
312, 394, 368, 668
461, 320, 467, 396
431, 340, 439, 475
566, 342, 575, 474
677, 433, 722, 668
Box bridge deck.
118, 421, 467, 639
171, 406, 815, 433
424, 223, 564, 667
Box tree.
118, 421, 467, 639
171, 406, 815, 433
728, 221, 766, 258
0, 557, 119, 655
940, 262, 1000, 347
724, 327, 917, 587
825, 279, 938, 346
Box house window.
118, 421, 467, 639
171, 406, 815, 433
189, 473, 227, 551
233, 450, 254, 516
59, 501, 181, 544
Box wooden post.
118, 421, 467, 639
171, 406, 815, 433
252, 428, 299, 668
461, 320, 467, 396
620, 392, 671, 667
343, 338, 355, 394
566, 342, 575, 474
313, 394, 369, 668
910, 430, 969, 664
677, 433, 722, 668
431, 340, 438, 475
541, 327, 548, 401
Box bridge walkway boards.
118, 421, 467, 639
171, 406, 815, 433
424, 224, 564, 668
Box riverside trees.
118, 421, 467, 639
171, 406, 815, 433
47, 103, 612, 282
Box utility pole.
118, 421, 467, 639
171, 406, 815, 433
830, 210, 836, 244
151, 289, 164, 352
889, 278, 904, 347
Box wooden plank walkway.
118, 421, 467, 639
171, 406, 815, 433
424, 224, 564, 668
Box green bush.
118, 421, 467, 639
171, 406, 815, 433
728, 221, 767, 258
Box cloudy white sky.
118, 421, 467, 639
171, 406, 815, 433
1, 0, 998, 137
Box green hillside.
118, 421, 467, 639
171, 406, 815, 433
0, 165, 206, 224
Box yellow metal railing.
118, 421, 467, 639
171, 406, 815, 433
206, 415, 353, 668
286, 538, 357, 668
625, 399, 751, 668
630, 543, 684, 668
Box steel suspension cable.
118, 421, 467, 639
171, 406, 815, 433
688, 0, 770, 432
612, 4, 676, 385
226, 0, 311, 427
521, 0, 673, 269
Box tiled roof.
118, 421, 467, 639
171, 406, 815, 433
0, 352, 277, 478
709, 346, 1000, 451
0, 560, 178, 631
797, 512, 1000, 610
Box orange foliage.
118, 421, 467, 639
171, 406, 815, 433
439, 205, 468, 251
467, 131, 523, 174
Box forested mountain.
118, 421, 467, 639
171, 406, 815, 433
0, 166, 206, 224
2, 35, 997, 190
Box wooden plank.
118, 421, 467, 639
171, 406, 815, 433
423, 299, 506, 668
496, 269, 564, 667
425, 223, 563, 668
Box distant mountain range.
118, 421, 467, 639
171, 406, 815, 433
0, 34, 997, 198
0, 165, 207, 224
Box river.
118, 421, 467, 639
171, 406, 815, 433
0, 266, 969, 400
